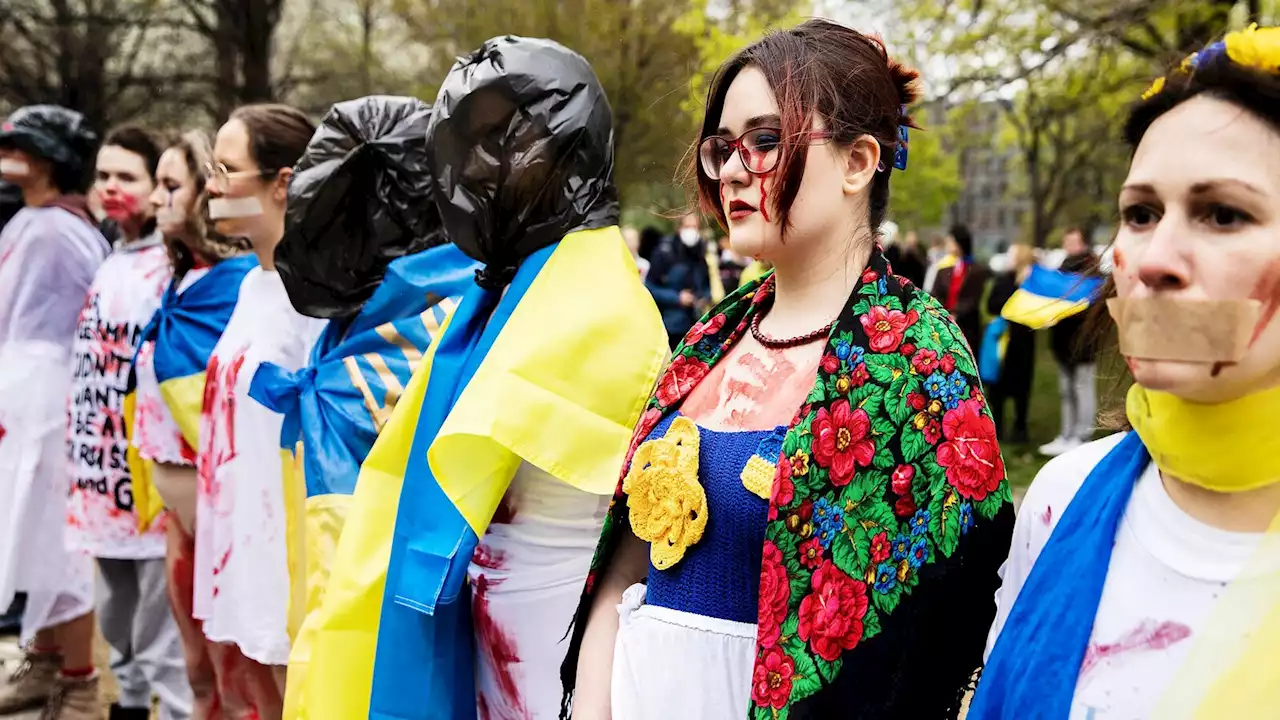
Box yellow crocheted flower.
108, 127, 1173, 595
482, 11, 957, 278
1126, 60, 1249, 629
624, 416, 708, 570
1226, 24, 1280, 73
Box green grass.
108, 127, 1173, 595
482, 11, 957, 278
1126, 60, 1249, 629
994, 332, 1128, 491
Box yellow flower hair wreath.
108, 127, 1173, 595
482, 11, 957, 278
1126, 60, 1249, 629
1142, 24, 1280, 100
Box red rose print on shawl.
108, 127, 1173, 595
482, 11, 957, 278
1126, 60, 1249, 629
859, 306, 918, 354
936, 397, 1005, 501
686, 313, 726, 346
811, 400, 875, 486
655, 354, 710, 407
752, 645, 796, 710
757, 541, 791, 649
798, 560, 869, 661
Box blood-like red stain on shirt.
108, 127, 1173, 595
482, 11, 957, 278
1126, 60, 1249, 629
472, 573, 530, 720
1039, 505, 1053, 526
1079, 619, 1192, 680
490, 492, 518, 525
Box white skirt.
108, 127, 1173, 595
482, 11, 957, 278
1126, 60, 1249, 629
611, 583, 756, 720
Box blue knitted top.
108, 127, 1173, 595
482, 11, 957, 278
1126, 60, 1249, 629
642, 412, 786, 624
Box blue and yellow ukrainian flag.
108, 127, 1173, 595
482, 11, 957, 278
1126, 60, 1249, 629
297, 225, 668, 720
999, 264, 1104, 330
247, 243, 478, 719
126, 254, 258, 530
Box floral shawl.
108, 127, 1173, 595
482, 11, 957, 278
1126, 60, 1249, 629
561, 247, 1016, 719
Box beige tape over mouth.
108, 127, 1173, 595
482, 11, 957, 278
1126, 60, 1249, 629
1108, 297, 1262, 363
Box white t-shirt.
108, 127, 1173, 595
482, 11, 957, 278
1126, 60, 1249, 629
132, 267, 211, 467
65, 237, 171, 559
469, 461, 610, 718
193, 267, 325, 665
985, 433, 1263, 719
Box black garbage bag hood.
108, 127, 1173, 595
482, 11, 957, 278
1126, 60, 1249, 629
426, 35, 620, 289
0, 105, 98, 192
276, 95, 443, 319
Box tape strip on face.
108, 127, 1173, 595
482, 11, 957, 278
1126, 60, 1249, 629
208, 196, 264, 219
1108, 297, 1262, 363
0, 158, 30, 176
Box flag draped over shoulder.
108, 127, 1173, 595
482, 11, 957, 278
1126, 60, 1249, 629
248, 243, 478, 719
999, 264, 1104, 330
126, 254, 257, 530
298, 226, 668, 720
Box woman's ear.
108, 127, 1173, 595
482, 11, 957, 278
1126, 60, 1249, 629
273, 167, 294, 203
842, 134, 881, 197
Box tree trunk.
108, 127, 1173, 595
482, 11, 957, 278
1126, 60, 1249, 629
239, 0, 275, 104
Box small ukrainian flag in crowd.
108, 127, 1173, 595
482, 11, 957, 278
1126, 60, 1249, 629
999, 264, 1104, 330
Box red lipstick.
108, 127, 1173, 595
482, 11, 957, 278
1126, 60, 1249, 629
728, 199, 756, 222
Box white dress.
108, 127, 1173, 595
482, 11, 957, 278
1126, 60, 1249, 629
65, 236, 171, 559
469, 462, 610, 719
193, 267, 325, 665
0, 206, 107, 641
986, 434, 1266, 719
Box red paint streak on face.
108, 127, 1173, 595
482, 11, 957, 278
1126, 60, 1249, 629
101, 193, 141, 222
1113, 247, 1126, 272
1247, 258, 1280, 348
471, 574, 529, 719
1079, 620, 1191, 680
1211, 361, 1227, 378
758, 171, 772, 223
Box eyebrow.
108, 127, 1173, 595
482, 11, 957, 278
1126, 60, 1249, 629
717, 113, 781, 136
1121, 179, 1267, 198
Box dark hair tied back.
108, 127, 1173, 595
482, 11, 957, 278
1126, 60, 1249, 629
695, 19, 921, 235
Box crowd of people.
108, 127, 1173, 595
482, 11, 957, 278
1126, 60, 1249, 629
0, 16, 1277, 720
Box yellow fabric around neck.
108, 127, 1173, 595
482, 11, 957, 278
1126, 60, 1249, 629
1126, 383, 1280, 492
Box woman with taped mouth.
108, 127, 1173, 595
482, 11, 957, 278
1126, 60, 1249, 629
126, 129, 256, 718
972, 26, 1280, 719
563, 20, 1014, 720
193, 104, 326, 719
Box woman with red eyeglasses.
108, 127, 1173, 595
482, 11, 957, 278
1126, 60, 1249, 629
561, 20, 1014, 720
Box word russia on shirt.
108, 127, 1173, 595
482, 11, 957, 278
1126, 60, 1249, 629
66, 241, 170, 559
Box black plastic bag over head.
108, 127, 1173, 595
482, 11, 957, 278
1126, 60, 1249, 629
427, 35, 620, 288
276, 95, 443, 319
0, 105, 99, 192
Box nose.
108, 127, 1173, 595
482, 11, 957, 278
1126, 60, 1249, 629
1135, 215, 1192, 293
720, 147, 752, 188
148, 186, 166, 210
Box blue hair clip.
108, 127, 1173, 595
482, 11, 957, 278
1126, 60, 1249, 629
893, 104, 909, 171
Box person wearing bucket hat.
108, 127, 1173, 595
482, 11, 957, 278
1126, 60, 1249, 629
247, 94, 478, 719
0, 104, 110, 719
296, 36, 668, 720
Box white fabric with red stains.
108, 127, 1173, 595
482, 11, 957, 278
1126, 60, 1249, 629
132, 267, 211, 468
193, 267, 325, 666
985, 433, 1265, 719
0, 205, 108, 640
65, 236, 171, 559
468, 460, 610, 718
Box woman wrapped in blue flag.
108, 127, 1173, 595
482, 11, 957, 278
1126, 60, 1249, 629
245, 95, 478, 719
124, 129, 256, 719
297, 36, 669, 720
